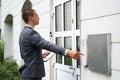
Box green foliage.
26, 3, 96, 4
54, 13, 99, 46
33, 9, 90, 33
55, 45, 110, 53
0, 61, 22, 80
0, 39, 4, 62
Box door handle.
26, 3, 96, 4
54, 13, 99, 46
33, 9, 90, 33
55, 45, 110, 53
69, 66, 75, 70
69, 66, 73, 70
69, 66, 75, 76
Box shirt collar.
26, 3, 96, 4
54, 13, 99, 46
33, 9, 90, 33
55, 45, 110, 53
25, 24, 33, 28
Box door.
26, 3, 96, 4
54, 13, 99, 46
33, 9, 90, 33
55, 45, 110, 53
53, 0, 81, 80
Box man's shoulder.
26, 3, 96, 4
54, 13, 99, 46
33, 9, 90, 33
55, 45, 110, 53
20, 26, 40, 40
20, 26, 32, 37
22, 26, 33, 33
24, 26, 33, 31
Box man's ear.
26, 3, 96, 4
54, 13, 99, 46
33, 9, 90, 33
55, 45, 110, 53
29, 16, 32, 21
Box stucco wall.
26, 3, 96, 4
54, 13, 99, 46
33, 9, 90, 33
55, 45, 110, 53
81, 0, 120, 80
1, 0, 51, 80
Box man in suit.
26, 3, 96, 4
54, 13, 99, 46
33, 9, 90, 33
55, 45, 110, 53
19, 9, 84, 80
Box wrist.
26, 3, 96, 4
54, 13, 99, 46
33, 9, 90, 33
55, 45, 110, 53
66, 49, 72, 55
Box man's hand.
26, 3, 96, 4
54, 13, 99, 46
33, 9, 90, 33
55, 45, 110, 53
42, 51, 51, 58
66, 49, 84, 60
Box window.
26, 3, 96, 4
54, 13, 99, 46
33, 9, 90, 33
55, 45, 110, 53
76, 36, 80, 68
76, 0, 80, 29
64, 37, 72, 65
55, 5, 62, 32
56, 37, 62, 64
64, 1, 72, 31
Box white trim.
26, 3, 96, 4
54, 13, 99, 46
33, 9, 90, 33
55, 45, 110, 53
53, 0, 81, 80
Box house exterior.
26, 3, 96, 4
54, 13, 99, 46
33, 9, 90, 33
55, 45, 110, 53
0, 0, 1, 36
1, 0, 120, 80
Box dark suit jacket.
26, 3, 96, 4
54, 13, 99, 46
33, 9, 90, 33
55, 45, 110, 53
19, 26, 66, 78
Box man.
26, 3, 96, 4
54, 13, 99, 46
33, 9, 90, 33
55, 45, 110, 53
19, 9, 84, 80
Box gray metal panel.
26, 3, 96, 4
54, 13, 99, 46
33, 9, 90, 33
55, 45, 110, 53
87, 33, 111, 75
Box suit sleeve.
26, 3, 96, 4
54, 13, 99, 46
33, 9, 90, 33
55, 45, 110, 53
30, 30, 66, 56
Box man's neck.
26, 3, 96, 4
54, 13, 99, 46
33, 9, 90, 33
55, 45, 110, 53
26, 23, 35, 28
25, 24, 34, 28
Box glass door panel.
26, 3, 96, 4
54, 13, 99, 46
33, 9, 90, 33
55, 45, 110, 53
56, 37, 62, 64
64, 37, 72, 66
64, 1, 72, 31
76, 36, 80, 68
76, 0, 80, 29
55, 5, 62, 32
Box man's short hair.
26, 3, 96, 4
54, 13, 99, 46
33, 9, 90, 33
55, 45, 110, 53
22, 9, 35, 23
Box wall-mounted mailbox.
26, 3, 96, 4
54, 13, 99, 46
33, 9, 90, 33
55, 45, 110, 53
87, 33, 111, 75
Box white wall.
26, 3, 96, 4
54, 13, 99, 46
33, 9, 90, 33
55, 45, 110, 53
0, 0, 1, 41
0, 7, 1, 29
1, 0, 51, 80
1, 0, 24, 62
81, 0, 120, 80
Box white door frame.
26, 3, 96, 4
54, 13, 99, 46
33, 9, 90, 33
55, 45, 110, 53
53, 0, 81, 80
